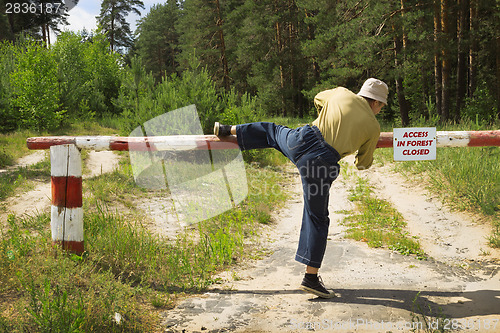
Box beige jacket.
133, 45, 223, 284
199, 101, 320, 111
312, 87, 380, 170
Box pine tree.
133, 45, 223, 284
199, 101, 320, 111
1, 0, 70, 44
230, 0, 309, 116
97, 0, 145, 52
135, 1, 180, 81
299, 1, 393, 89
0, 1, 13, 41
177, 0, 233, 90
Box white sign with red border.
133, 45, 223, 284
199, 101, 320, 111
393, 127, 437, 161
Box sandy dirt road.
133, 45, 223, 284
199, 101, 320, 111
161, 157, 500, 333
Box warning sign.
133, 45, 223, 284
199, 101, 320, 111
393, 127, 437, 161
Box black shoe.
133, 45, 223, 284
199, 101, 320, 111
300, 274, 335, 299
214, 122, 232, 136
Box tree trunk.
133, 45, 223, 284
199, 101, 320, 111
7, 11, 14, 37
455, 0, 469, 121
440, 0, 451, 121
395, 77, 411, 126
468, 0, 478, 97
289, 0, 302, 117
215, 0, 230, 91
417, 12, 430, 119
42, 23, 47, 45
393, 32, 410, 126
46, 25, 50, 46
400, 0, 408, 49
304, 9, 320, 83
110, 4, 115, 52
497, 36, 500, 120
397, 0, 410, 126
275, 19, 286, 117
433, 0, 442, 117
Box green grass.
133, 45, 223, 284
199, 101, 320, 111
342, 176, 426, 259
84, 158, 143, 208
53, 119, 120, 137
0, 130, 37, 168
0, 119, 291, 332
375, 146, 499, 217
0, 152, 289, 332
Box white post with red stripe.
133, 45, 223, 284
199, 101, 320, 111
50, 144, 84, 255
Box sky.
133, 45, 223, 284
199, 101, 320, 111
60, 0, 162, 35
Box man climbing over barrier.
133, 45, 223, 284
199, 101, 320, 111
214, 78, 389, 298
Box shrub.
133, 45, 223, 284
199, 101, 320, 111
53, 31, 122, 119
118, 55, 262, 134
462, 83, 498, 125
8, 39, 65, 131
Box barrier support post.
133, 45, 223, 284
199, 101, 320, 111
50, 144, 84, 255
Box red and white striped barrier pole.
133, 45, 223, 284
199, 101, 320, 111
50, 144, 84, 255
27, 135, 240, 151
376, 130, 500, 148
26, 131, 499, 151
26, 130, 498, 255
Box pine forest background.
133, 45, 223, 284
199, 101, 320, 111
0, 0, 499, 134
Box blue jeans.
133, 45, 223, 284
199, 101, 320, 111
236, 122, 341, 268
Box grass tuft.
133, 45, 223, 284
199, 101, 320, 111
410, 292, 448, 333
343, 176, 426, 259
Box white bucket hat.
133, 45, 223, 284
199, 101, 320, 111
357, 78, 389, 105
